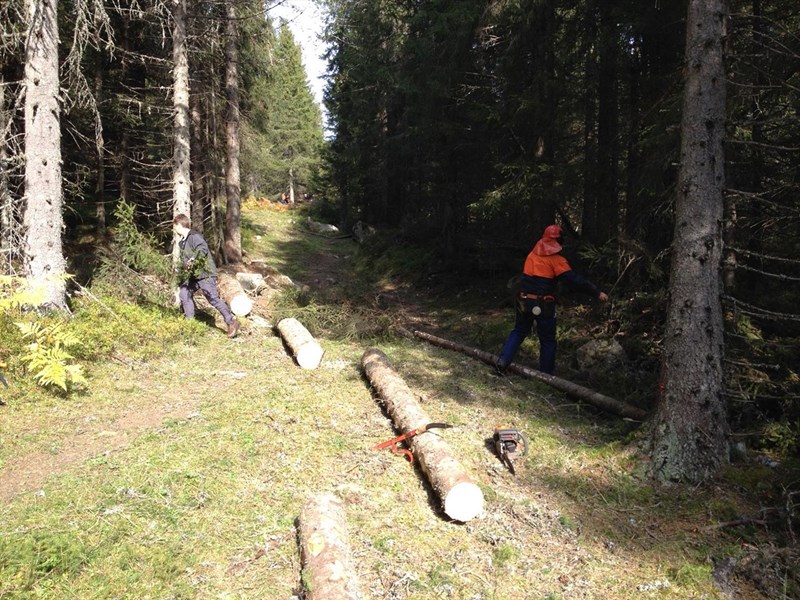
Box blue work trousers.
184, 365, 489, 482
498, 297, 557, 374
179, 276, 235, 325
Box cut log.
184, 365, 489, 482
306, 217, 340, 235
235, 271, 265, 293
412, 330, 649, 421
217, 272, 253, 317
276, 317, 325, 369
299, 493, 365, 600
361, 348, 484, 522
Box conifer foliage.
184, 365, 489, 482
323, 0, 800, 481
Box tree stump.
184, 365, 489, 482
276, 317, 325, 369
217, 272, 253, 317
361, 348, 484, 522
299, 493, 365, 600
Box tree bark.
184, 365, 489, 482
118, 17, 131, 204
412, 330, 648, 421
650, 0, 730, 484
0, 72, 12, 268
172, 0, 191, 219
94, 58, 106, 235
23, 0, 67, 310
298, 493, 365, 600
216, 271, 252, 317
361, 348, 484, 522
276, 317, 324, 369
190, 96, 206, 235
223, 2, 243, 263
594, 0, 619, 246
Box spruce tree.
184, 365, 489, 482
262, 22, 323, 199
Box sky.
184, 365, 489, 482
267, 0, 329, 111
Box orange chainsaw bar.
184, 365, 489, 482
372, 422, 451, 465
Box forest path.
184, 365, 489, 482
0, 206, 780, 600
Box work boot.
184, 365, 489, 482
493, 359, 509, 376
227, 318, 240, 339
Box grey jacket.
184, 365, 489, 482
178, 231, 217, 280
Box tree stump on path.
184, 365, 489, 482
361, 348, 484, 522
276, 317, 325, 369
298, 493, 365, 600
217, 272, 253, 317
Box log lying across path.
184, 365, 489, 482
299, 493, 365, 600
217, 272, 253, 317
413, 330, 649, 422
276, 317, 325, 369
361, 348, 484, 522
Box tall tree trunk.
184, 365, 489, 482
23, 0, 67, 310
581, 0, 598, 242
172, 0, 191, 219
0, 72, 12, 270
223, 2, 242, 263
191, 95, 206, 233
118, 16, 131, 203
94, 59, 106, 235
650, 0, 730, 484
537, 0, 557, 229
594, 0, 619, 245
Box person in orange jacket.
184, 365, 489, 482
496, 224, 608, 375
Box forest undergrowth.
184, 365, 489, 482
0, 203, 797, 599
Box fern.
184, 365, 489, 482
15, 321, 87, 391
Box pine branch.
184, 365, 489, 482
727, 247, 800, 265
734, 263, 800, 282
723, 295, 800, 323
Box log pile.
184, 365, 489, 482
412, 330, 649, 421
298, 493, 365, 600
361, 348, 484, 522
276, 317, 325, 369
217, 272, 253, 317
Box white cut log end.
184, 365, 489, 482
443, 481, 484, 522
236, 272, 265, 292
229, 293, 253, 317
277, 318, 324, 369
297, 342, 325, 369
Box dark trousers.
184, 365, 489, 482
498, 297, 557, 374
179, 277, 234, 325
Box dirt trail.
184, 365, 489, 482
0, 399, 202, 501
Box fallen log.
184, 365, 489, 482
412, 330, 649, 421
298, 493, 365, 600
361, 348, 484, 522
276, 317, 325, 369
217, 272, 253, 317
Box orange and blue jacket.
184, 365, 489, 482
520, 252, 600, 298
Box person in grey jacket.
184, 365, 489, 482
172, 214, 239, 338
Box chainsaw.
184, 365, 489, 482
493, 425, 529, 474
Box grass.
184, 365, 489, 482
0, 204, 797, 598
